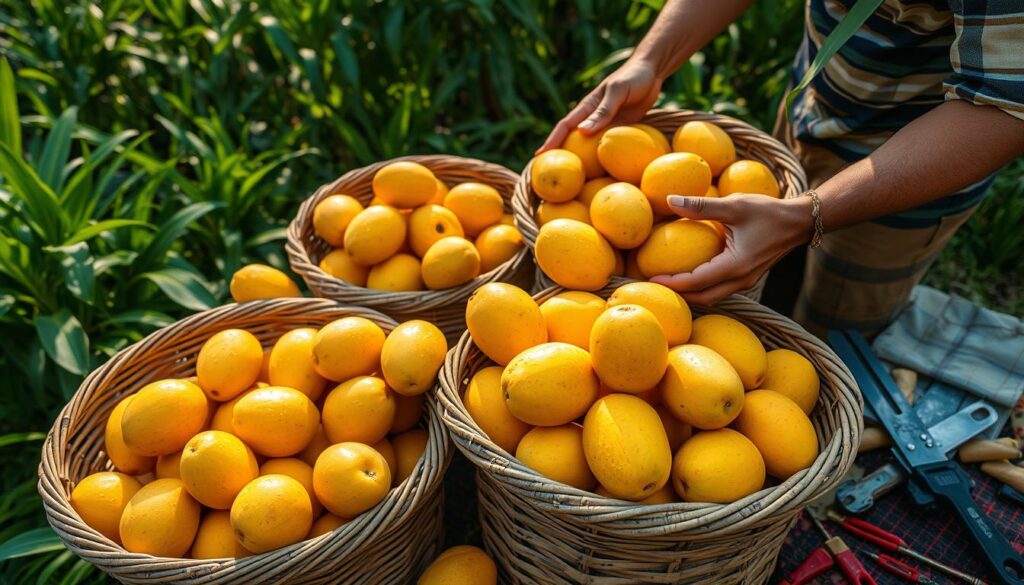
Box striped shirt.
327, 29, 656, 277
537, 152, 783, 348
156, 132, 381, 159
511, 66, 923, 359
788, 0, 1024, 228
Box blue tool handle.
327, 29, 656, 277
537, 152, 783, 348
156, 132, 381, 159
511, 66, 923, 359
917, 461, 1024, 584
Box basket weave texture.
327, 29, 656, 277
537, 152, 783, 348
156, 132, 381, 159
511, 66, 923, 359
512, 108, 809, 300
436, 285, 861, 584
287, 155, 533, 339
39, 298, 452, 585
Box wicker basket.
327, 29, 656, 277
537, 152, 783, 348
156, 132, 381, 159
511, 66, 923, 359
435, 285, 861, 584
39, 298, 452, 585
287, 155, 533, 340
513, 108, 808, 300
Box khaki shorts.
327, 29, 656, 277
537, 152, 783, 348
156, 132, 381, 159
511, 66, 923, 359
772, 106, 977, 339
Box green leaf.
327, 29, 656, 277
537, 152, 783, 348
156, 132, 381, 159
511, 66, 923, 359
63, 219, 152, 247
99, 309, 174, 329
0, 432, 45, 448
0, 141, 65, 242
51, 242, 95, 303
38, 106, 77, 192
132, 201, 221, 272
0, 57, 21, 155
0, 528, 64, 561
141, 268, 218, 311
34, 309, 91, 375
785, 0, 885, 118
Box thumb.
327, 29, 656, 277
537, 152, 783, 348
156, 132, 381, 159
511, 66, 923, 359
667, 195, 741, 223
578, 84, 625, 134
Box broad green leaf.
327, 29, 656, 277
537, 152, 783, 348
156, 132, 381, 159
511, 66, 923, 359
34, 309, 91, 375
330, 29, 360, 87
141, 268, 218, 311
99, 309, 174, 328
0, 57, 20, 155
785, 0, 884, 118
51, 242, 95, 303
246, 227, 287, 248
0, 431, 45, 448
0, 528, 64, 561
36, 550, 75, 585
37, 106, 77, 192
0, 291, 14, 318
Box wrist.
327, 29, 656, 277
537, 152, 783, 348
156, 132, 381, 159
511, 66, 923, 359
629, 46, 672, 82
780, 196, 816, 247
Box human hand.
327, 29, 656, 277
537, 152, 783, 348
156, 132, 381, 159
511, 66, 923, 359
537, 58, 663, 153
649, 194, 813, 305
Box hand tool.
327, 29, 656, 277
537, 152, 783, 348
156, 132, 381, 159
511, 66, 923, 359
809, 513, 877, 584
827, 510, 987, 585
866, 552, 939, 585
838, 399, 997, 513
830, 329, 1024, 585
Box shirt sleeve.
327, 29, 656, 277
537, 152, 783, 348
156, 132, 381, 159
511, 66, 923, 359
943, 0, 1024, 121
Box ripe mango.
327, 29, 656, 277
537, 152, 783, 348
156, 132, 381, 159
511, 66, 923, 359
761, 349, 820, 414
501, 342, 599, 427
269, 328, 328, 401
465, 283, 547, 365
534, 219, 616, 291
538, 291, 606, 350
590, 305, 668, 394
70, 472, 142, 544
121, 379, 209, 457
196, 329, 263, 401
418, 545, 498, 585
606, 282, 692, 346
660, 345, 744, 430
380, 320, 447, 396
672, 429, 765, 503
119, 478, 200, 557
515, 424, 596, 491
690, 315, 767, 390
463, 366, 531, 454
734, 390, 819, 480
582, 394, 672, 501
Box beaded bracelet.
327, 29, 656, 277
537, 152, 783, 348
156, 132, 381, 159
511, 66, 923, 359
806, 189, 824, 249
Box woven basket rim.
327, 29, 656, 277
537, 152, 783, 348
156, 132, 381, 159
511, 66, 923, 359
286, 154, 532, 312
512, 107, 810, 251
435, 284, 861, 536
38, 297, 452, 582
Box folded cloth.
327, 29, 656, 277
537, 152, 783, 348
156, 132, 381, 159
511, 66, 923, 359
873, 285, 1024, 409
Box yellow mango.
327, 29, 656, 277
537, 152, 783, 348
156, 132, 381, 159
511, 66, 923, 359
465, 283, 547, 365
578, 176, 615, 207
380, 320, 447, 396
408, 204, 465, 258
538, 291, 606, 350
70, 472, 142, 544
391, 393, 424, 434
607, 281, 692, 346
343, 206, 408, 266
588, 182, 653, 249
191, 510, 252, 559
312, 194, 364, 247
268, 328, 328, 402
231, 475, 313, 554
308, 513, 350, 539
367, 253, 424, 291
121, 379, 209, 457
119, 478, 200, 557
372, 438, 398, 482
534, 219, 616, 291
196, 329, 263, 401
155, 450, 182, 480
463, 366, 531, 454
690, 314, 767, 390
418, 545, 498, 585
761, 349, 820, 414
313, 443, 392, 518
104, 396, 155, 475
501, 342, 599, 427
372, 161, 437, 209
660, 345, 744, 430
444, 182, 505, 236
562, 128, 605, 179
179, 430, 259, 509
671, 121, 736, 177
319, 248, 369, 286
636, 219, 722, 277
259, 457, 321, 516
515, 424, 595, 491
531, 149, 585, 203
312, 316, 385, 382
421, 237, 481, 289
474, 224, 524, 273
734, 390, 819, 480
537, 199, 591, 226
656, 405, 692, 452
672, 429, 765, 503
391, 429, 428, 485
229, 264, 301, 303
597, 126, 662, 184
232, 387, 320, 457
718, 160, 780, 197
589, 305, 668, 394
321, 376, 396, 445
582, 394, 672, 501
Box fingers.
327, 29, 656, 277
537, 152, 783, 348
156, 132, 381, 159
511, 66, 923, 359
537, 87, 606, 154
653, 260, 771, 306
578, 82, 627, 135
649, 251, 740, 292
667, 195, 743, 223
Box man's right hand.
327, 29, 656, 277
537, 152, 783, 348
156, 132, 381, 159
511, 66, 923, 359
537, 58, 664, 154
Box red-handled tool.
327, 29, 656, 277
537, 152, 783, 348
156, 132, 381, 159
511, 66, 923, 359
810, 513, 878, 585
867, 552, 939, 585
780, 547, 834, 585
826, 510, 986, 585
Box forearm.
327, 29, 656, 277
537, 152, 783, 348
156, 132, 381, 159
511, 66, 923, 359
817, 100, 1024, 231
632, 0, 754, 79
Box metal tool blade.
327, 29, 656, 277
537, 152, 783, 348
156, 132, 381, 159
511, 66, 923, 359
927, 401, 998, 452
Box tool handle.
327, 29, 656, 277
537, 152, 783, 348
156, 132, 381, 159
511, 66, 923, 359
842, 517, 905, 551
874, 553, 923, 582
833, 548, 879, 585
783, 548, 833, 585
920, 461, 1024, 584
